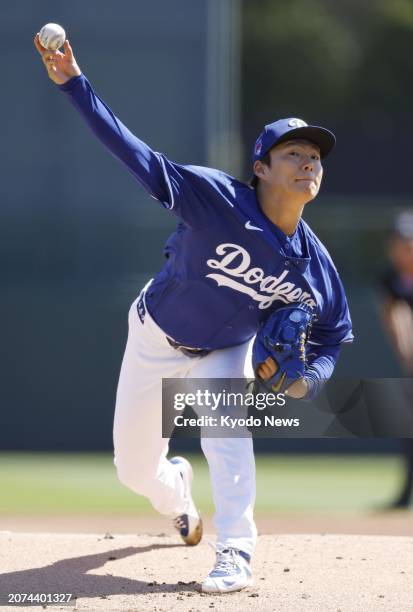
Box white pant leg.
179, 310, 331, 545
188, 340, 257, 557
113, 294, 193, 517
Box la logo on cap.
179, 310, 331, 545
288, 119, 307, 128
254, 139, 262, 156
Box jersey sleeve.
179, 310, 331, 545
58, 74, 227, 228
310, 271, 354, 347
304, 343, 341, 400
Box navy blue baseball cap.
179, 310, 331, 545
252, 117, 336, 162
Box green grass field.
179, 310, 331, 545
0, 453, 406, 515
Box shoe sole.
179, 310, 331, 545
170, 456, 203, 546
201, 577, 254, 594
183, 515, 203, 546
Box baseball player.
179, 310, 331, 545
380, 212, 413, 509
34, 34, 353, 594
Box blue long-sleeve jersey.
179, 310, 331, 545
58, 74, 353, 396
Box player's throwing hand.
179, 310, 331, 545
34, 33, 81, 85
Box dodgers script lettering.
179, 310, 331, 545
206, 243, 316, 309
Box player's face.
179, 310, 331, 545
389, 237, 413, 274
258, 139, 323, 203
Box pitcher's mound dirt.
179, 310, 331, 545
0, 532, 412, 611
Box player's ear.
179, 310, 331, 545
253, 160, 267, 182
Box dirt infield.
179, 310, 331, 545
1, 511, 413, 537
1, 531, 412, 611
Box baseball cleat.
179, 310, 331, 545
201, 543, 253, 594
170, 456, 203, 546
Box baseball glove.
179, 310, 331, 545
252, 303, 316, 394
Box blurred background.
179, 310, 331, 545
1, 0, 413, 525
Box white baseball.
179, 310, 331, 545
39, 23, 66, 51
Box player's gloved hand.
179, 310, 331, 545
256, 357, 309, 399
34, 33, 81, 85
252, 303, 316, 399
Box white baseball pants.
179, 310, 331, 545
113, 289, 257, 556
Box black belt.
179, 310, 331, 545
166, 336, 210, 358
137, 294, 209, 358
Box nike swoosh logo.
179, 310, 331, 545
245, 221, 263, 231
